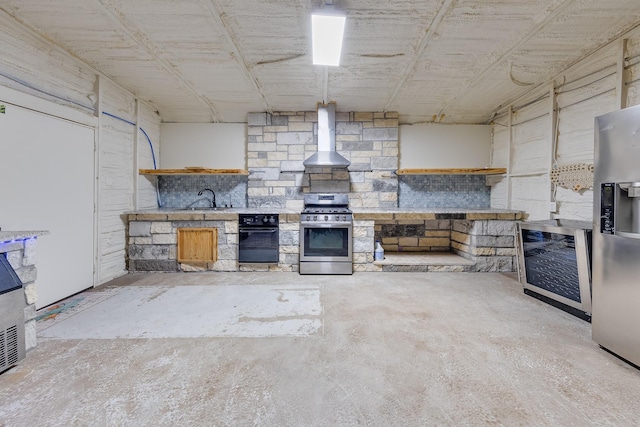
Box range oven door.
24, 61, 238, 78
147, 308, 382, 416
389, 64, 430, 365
299, 222, 353, 262
238, 227, 279, 263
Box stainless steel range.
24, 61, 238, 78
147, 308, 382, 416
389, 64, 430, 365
299, 193, 353, 275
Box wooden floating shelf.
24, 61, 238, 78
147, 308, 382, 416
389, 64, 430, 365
139, 168, 248, 175
396, 168, 507, 175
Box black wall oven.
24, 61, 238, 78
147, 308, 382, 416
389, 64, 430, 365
238, 214, 279, 264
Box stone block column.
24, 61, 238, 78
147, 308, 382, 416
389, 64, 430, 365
0, 231, 48, 351
451, 216, 517, 272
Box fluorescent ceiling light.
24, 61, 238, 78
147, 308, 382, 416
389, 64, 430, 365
312, 13, 346, 66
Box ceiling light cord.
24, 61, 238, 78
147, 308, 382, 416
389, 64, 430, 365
508, 62, 534, 87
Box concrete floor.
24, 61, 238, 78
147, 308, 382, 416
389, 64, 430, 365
1, 272, 640, 426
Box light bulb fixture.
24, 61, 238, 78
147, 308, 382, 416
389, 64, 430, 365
311, 9, 346, 66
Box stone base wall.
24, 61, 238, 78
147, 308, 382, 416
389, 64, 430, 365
127, 213, 300, 273
128, 214, 238, 272
1, 237, 38, 351
126, 211, 520, 274
353, 220, 377, 272
357, 212, 519, 273
377, 219, 452, 252
451, 218, 517, 272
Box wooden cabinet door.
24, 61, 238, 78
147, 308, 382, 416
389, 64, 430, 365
177, 228, 217, 263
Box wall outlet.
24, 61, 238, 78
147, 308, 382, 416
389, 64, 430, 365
549, 202, 558, 212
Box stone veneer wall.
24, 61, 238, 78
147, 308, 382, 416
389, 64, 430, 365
127, 212, 301, 272
1, 237, 39, 351
377, 220, 452, 252
128, 213, 238, 272
451, 217, 518, 272
353, 220, 377, 272
246, 111, 399, 210
126, 212, 520, 273
354, 212, 520, 272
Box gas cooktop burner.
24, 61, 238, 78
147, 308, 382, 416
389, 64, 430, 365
302, 207, 352, 214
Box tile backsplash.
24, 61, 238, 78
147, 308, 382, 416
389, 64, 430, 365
157, 175, 248, 209
398, 175, 490, 208
155, 169, 492, 210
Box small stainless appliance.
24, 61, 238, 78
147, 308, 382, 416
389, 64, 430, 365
0, 255, 26, 373
593, 104, 640, 367
238, 214, 279, 264
299, 193, 353, 275
517, 219, 592, 321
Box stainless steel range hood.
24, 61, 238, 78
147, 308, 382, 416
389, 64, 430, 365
303, 102, 350, 167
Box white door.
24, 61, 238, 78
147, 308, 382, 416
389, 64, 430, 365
0, 103, 95, 308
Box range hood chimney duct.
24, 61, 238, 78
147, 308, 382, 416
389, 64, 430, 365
303, 102, 350, 167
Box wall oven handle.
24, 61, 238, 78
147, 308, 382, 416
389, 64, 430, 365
239, 228, 278, 233
300, 222, 352, 228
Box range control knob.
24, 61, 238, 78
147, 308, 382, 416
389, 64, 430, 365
324, 215, 329, 221
269, 216, 275, 224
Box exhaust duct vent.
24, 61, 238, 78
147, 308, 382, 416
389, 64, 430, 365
303, 103, 350, 168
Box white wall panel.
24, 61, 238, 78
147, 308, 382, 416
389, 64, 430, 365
555, 188, 594, 221
0, 102, 94, 308
0, 12, 95, 115
0, 13, 160, 298
490, 29, 640, 221
553, 61, 617, 221
491, 122, 510, 167
624, 39, 640, 108
510, 175, 550, 220
399, 124, 491, 168
489, 121, 510, 208
96, 79, 160, 283
490, 178, 509, 209
160, 123, 246, 169
556, 75, 617, 164
511, 116, 550, 175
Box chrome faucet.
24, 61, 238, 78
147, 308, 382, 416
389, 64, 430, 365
197, 188, 216, 208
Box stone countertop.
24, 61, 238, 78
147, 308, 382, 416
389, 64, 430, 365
0, 230, 49, 244
127, 208, 300, 214
126, 207, 523, 221
351, 208, 523, 220
126, 208, 301, 221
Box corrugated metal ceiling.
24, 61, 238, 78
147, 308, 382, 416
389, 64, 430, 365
1, 0, 639, 123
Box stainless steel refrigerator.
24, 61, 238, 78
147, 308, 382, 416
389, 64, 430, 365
593, 104, 640, 367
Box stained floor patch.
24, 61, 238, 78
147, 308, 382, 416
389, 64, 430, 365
38, 285, 322, 339
36, 288, 121, 332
